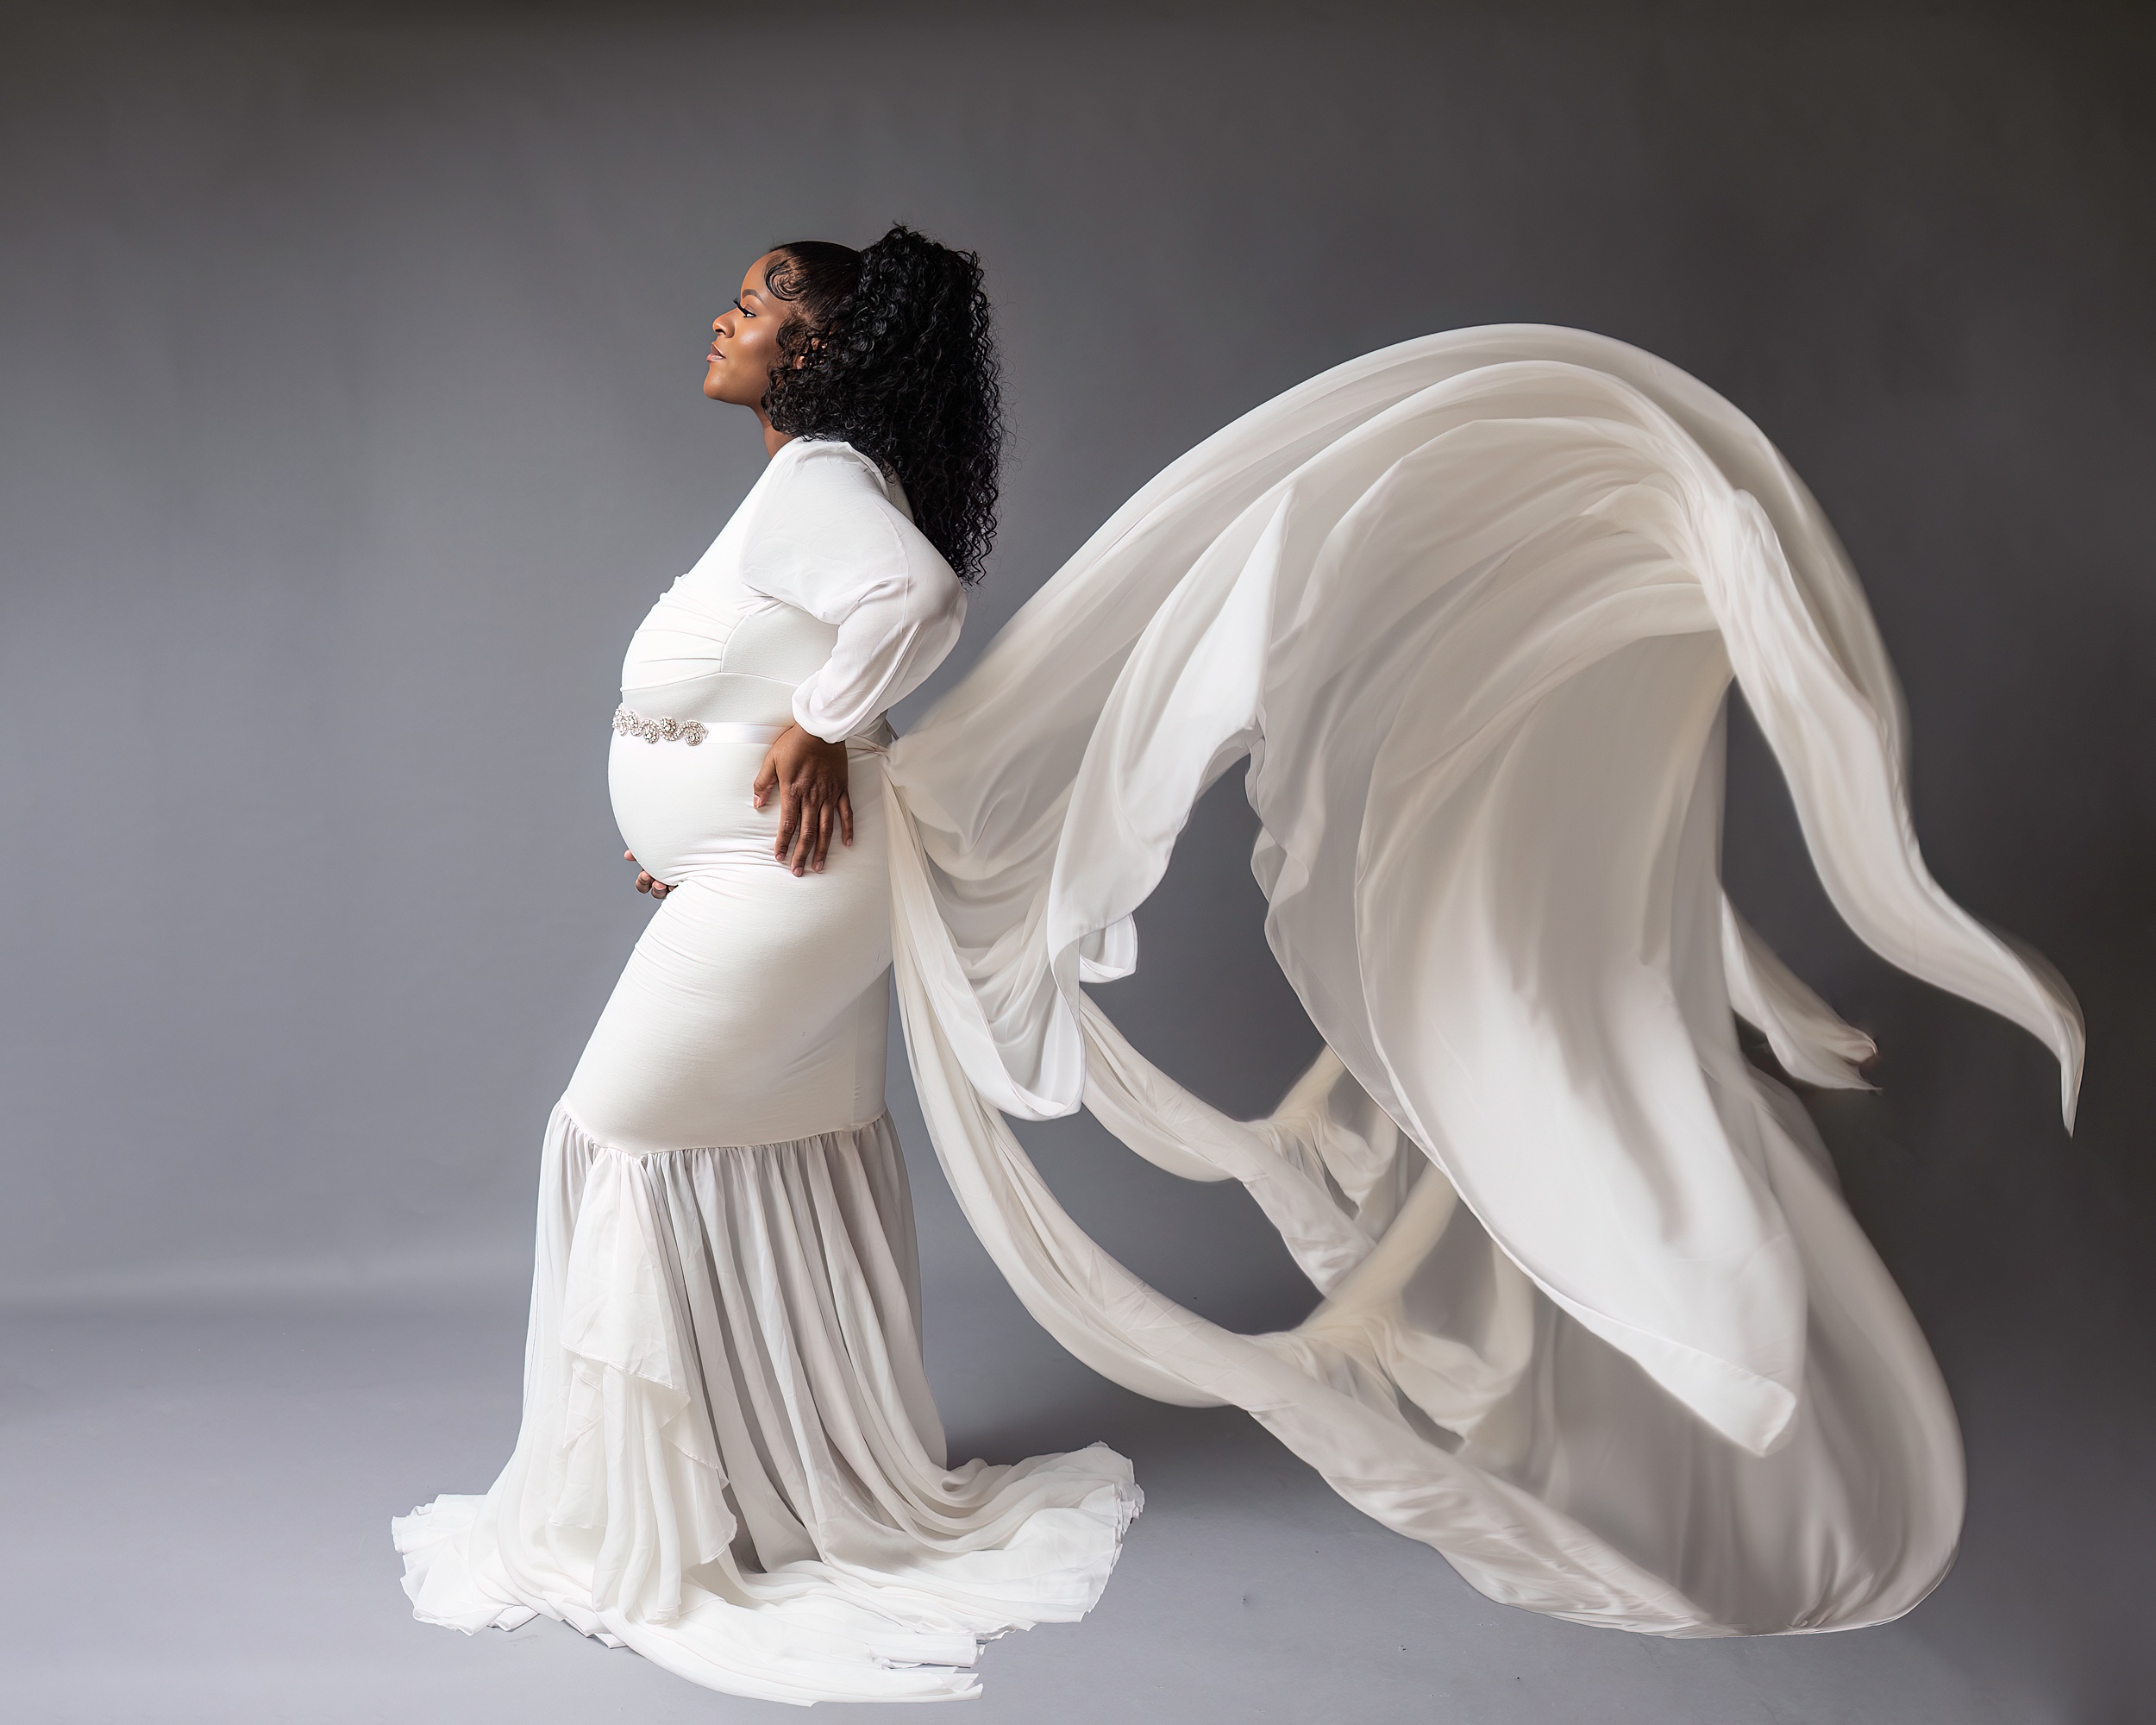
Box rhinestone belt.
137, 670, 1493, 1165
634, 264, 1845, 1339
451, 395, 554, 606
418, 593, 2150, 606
612, 706, 708, 745
611, 706, 893, 750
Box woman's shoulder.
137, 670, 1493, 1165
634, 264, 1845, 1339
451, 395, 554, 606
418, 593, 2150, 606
772, 437, 894, 499
768, 441, 948, 560
745, 440, 917, 582
758, 438, 902, 529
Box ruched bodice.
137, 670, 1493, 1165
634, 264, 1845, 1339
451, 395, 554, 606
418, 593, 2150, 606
620, 566, 844, 728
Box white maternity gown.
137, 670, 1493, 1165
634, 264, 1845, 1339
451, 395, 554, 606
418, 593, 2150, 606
401, 328, 2084, 1700
394, 438, 1139, 1703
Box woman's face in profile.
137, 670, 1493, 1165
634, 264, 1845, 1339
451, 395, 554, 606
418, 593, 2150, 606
705, 252, 791, 411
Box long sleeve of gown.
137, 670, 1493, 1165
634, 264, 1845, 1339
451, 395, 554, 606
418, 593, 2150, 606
742, 442, 967, 743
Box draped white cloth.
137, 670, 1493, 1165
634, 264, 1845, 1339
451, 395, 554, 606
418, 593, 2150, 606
881, 325, 2082, 1635
401, 328, 2082, 1699
396, 1108, 1138, 1703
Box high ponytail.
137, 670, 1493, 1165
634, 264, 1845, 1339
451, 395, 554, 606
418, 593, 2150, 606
761, 225, 1003, 586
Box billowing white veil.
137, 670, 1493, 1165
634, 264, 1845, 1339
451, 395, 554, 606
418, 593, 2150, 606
882, 327, 2082, 1635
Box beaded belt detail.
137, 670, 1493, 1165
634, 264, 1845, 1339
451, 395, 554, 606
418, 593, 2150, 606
611, 706, 893, 751
611, 706, 796, 748
613, 706, 708, 745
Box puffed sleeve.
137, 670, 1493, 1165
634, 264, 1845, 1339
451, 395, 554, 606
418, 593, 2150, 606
740, 442, 968, 743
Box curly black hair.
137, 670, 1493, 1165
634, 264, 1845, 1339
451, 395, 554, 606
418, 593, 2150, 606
761, 225, 1002, 586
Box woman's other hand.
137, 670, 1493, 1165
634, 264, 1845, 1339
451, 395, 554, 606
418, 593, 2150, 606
624, 850, 674, 900
754, 724, 854, 875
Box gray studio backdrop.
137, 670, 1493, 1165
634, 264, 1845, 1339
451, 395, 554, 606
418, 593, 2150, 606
3, 3, 2150, 1722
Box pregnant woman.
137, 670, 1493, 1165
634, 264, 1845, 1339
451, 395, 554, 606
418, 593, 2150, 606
394, 229, 1139, 1703
401, 227, 2082, 1703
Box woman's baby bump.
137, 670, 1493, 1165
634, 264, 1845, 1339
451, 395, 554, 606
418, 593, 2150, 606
606, 731, 780, 884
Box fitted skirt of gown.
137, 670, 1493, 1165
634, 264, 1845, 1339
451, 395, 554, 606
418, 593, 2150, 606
393, 724, 1139, 1704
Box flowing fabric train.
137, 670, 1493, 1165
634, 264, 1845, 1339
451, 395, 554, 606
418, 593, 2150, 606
878, 326, 2082, 1635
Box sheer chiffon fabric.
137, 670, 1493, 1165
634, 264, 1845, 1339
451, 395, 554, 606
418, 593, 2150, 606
881, 326, 2081, 1636
393, 1109, 1137, 1703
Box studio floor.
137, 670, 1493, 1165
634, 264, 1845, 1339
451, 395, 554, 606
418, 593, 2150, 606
2, 1259, 2043, 1725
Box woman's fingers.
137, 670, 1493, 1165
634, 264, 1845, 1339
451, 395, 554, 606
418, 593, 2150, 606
812, 800, 834, 872
781, 778, 808, 874
768, 759, 858, 875
774, 776, 800, 862
758, 728, 852, 875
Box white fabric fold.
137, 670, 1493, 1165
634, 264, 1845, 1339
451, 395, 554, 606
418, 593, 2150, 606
1721, 900, 1878, 1092
880, 326, 2080, 1633
397, 1107, 1138, 1704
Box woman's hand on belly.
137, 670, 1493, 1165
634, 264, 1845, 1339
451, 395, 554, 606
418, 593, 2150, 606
754, 724, 854, 877
624, 850, 674, 900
